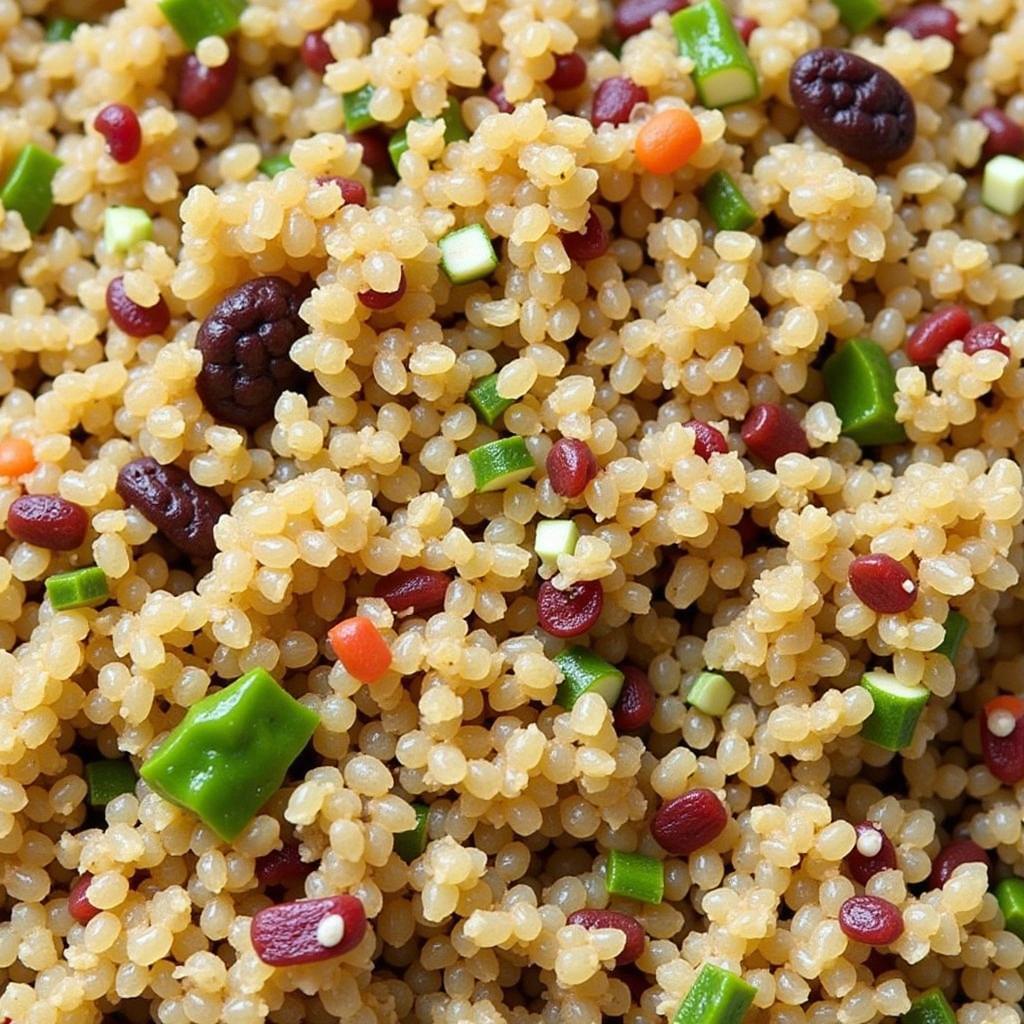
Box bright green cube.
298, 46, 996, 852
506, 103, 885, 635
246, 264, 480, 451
982, 155, 1024, 216
606, 849, 664, 904
104, 206, 153, 254
672, 963, 756, 1024
157, 0, 245, 50
1, 144, 62, 233
823, 337, 905, 446
45, 567, 109, 610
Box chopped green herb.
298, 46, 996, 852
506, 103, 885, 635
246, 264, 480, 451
823, 337, 905, 446
901, 988, 956, 1024
672, 0, 759, 108
1, 144, 62, 233
388, 100, 468, 172
687, 671, 735, 717
553, 646, 624, 710
86, 759, 137, 807
672, 963, 756, 1024
104, 206, 153, 254
439, 224, 499, 284
45, 566, 109, 611
45, 17, 81, 41
467, 373, 514, 426
535, 519, 579, 568
606, 849, 664, 904
343, 84, 377, 133
830, 0, 882, 33
860, 670, 929, 751
982, 155, 1024, 216
394, 803, 429, 862
934, 611, 967, 662
701, 170, 756, 231
258, 153, 293, 177
995, 877, 1024, 940
157, 0, 245, 50
468, 436, 535, 492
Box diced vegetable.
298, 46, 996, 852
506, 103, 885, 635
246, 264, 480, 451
328, 616, 392, 683
535, 519, 580, 567
45, 567, 109, 610
0, 437, 36, 477
982, 154, 1024, 215
672, 0, 759, 108
687, 670, 735, 716
258, 153, 292, 176
672, 963, 756, 1024
605, 849, 664, 904
830, 0, 882, 32
859, 670, 929, 751
86, 759, 137, 807
701, 170, 756, 230
439, 224, 499, 284
394, 803, 430, 862
467, 373, 514, 426
157, 0, 245, 50
468, 436, 535, 492
343, 84, 377, 133
104, 206, 153, 254
995, 877, 1024, 939
934, 611, 967, 661
389, 100, 468, 172
635, 108, 703, 175
45, 17, 81, 41
554, 645, 625, 709
823, 337, 906, 445
140, 667, 319, 841
1, 144, 62, 233
901, 988, 956, 1024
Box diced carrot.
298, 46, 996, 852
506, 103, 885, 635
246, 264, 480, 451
635, 108, 702, 175
0, 437, 36, 478
985, 695, 1024, 720
328, 616, 392, 683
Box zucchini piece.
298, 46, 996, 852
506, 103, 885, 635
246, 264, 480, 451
554, 646, 624, 709
468, 436, 535, 492
439, 224, 498, 284
671, 0, 759, 109
860, 670, 929, 751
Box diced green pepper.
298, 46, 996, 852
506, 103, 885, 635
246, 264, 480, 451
860, 670, 929, 752
606, 849, 664, 904
467, 373, 514, 426
157, 0, 245, 50
468, 436, 535, 492
86, 759, 138, 807
535, 519, 579, 568
823, 337, 906, 446
388, 100, 468, 173
258, 153, 293, 177
554, 646, 625, 710
982, 155, 1024, 216
995, 877, 1024, 939
1, 144, 62, 233
934, 611, 967, 662
830, 0, 882, 33
439, 224, 499, 284
45, 567, 109, 610
140, 667, 319, 841
672, 963, 756, 1024
45, 17, 81, 41
104, 206, 153, 254
600, 27, 623, 59
672, 0, 759, 108
901, 988, 956, 1024
687, 671, 735, 717
701, 170, 756, 231
394, 802, 429, 862
343, 85, 377, 133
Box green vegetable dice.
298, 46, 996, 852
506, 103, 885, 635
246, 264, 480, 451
394, 802, 429, 862
45, 17, 81, 41
140, 667, 319, 841
468, 436, 535, 492
902, 988, 956, 1024
860, 670, 929, 751
87, 759, 137, 807
982, 155, 1024, 216
672, 0, 759, 108
687, 671, 735, 716
672, 963, 756, 1024
1, 144, 62, 233
258, 153, 293, 177
830, 0, 882, 32
606, 849, 664, 904
343, 85, 377, 132
389, 100, 468, 172
823, 337, 905, 446
554, 646, 624, 710
467, 373, 514, 426
45, 567, 109, 610
158, 0, 245, 50
701, 171, 756, 231
934, 611, 967, 662
104, 206, 153, 254
996, 877, 1024, 939
439, 224, 499, 284
535, 519, 579, 568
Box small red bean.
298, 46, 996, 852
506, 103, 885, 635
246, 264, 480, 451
905, 305, 972, 366
68, 873, 100, 924
316, 175, 368, 206
548, 52, 587, 90
890, 4, 960, 42
591, 76, 648, 127
546, 438, 598, 497
613, 665, 656, 732
732, 14, 758, 42
106, 276, 170, 337
980, 696, 1024, 785
963, 322, 1010, 357
614, 0, 688, 38
256, 843, 316, 887
488, 83, 515, 113
536, 579, 604, 637
930, 838, 989, 889
359, 268, 407, 310
838, 895, 904, 945
736, 512, 763, 553
251, 893, 367, 966
846, 823, 898, 885
374, 568, 451, 613
301, 31, 333, 74
651, 788, 728, 856
976, 107, 1024, 160
93, 103, 142, 163
741, 403, 808, 464
685, 419, 729, 460
351, 130, 391, 175
849, 553, 917, 614
561, 210, 610, 263
7, 494, 88, 550
567, 909, 646, 965
177, 52, 238, 118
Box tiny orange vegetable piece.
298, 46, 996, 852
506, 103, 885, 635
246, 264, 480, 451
985, 695, 1024, 720
328, 616, 392, 683
635, 108, 702, 175
0, 437, 36, 478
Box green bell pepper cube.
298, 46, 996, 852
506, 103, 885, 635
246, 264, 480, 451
606, 849, 664, 904
343, 85, 377, 133
140, 667, 319, 841
701, 170, 756, 231
45, 17, 81, 41
157, 0, 245, 50
982, 155, 1024, 216
830, 0, 882, 32
104, 206, 153, 254
467, 373, 514, 426
823, 337, 906, 445
1, 144, 62, 233
996, 877, 1024, 939
934, 611, 967, 661
901, 988, 956, 1024
860, 670, 928, 751
258, 153, 293, 177
672, 963, 756, 1024
394, 802, 430, 862
388, 100, 468, 172
87, 759, 138, 806
672, 0, 759, 109
45, 567, 109, 610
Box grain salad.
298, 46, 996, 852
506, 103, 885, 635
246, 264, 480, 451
3, 0, 1024, 1022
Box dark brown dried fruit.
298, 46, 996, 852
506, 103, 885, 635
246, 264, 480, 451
789, 48, 916, 165
116, 457, 227, 560
196, 276, 311, 429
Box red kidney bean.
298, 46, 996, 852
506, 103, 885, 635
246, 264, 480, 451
93, 103, 142, 163
977, 107, 1024, 160
614, 966, 649, 1003
736, 512, 763, 553
68, 873, 100, 924
316, 175, 368, 206
848, 553, 917, 614
838, 895, 903, 945
105, 276, 170, 337
548, 52, 587, 91
536, 579, 604, 637
301, 31, 333, 73
251, 893, 367, 966
359, 267, 406, 310
546, 438, 598, 497
561, 209, 610, 262
7, 494, 88, 550
613, 665, 656, 732
256, 843, 315, 887
651, 788, 728, 856
567, 909, 646, 965
488, 82, 514, 113
374, 568, 451, 613
905, 305, 972, 366
732, 14, 758, 42
177, 52, 238, 118
591, 76, 649, 127
685, 419, 729, 460
929, 838, 989, 889
741, 403, 808, 464
351, 130, 391, 175
614, 0, 689, 38
846, 823, 898, 885
980, 696, 1024, 785
963, 322, 1010, 357
890, 4, 960, 42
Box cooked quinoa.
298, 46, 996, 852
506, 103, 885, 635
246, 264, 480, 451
3, 0, 1024, 1021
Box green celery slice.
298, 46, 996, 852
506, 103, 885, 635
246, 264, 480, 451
672, 963, 756, 1024
860, 670, 929, 751
701, 170, 756, 231
606, 849, 664, 904
554, 646, 624, 709
672, 0, 759, 109
45, 567, 109, 610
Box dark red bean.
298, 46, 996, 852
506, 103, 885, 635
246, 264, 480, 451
546, 438, 598, 498
316, 175, 368, 206
371, 0, 399, 17
567, 909, 646, 965
685, 419, 729, 460
929, 838, 989, 889
736, 512, 763, 552
963, 322, 1010, 357
651, 788, 728, 856
906, 305, 972, 366
980, 696, 1024, 785
256, 843, 316, 887
977, 107, 1024, 160
591, 76, 649, 127
359, 268, 407, 310
613, 665, 656, 732
93, 103, 142, 163
741, 403, 809, 464
250, 893, 367, 966
106, 276, 170, 337
561, 210, 610, 262
846, 823, 898, 885
732, 14, 758, 43
890, 4, 960, 42
351, 130, 391, 175
864, 950, 896, 976
301, 31, 333, 74
7, 494, 88, 550
614, 966, 649, 1003
614, 0, 689, 38
374, 568, 451, 613
177, 52, 238, 118
548, 53, 587, 91
68, 873, 100, 924
488, 83, 515, 113
838, 895, 904, 945
116, 457, 227, 560
536, 579, 604, 638
848, 553, 917, 614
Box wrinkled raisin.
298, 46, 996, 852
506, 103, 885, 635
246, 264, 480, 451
789, 48, 916, 165
195, 276, 311, 428
116, 457, 227, 560
177, 52, 238, 118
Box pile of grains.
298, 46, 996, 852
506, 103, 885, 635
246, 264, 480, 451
4, 0, 1024, 1022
